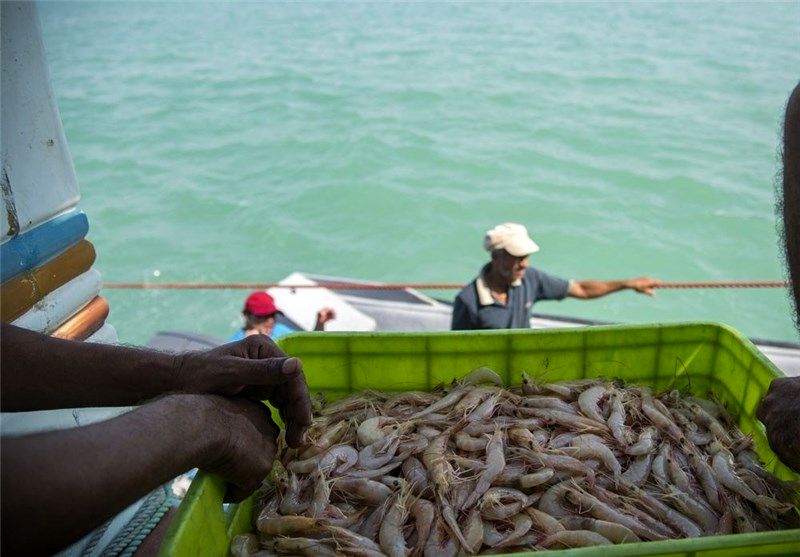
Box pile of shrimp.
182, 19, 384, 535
231, 368, 798, 556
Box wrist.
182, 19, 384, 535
188, 395, 232, 469
159, 394, 223, 468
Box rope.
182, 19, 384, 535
102, 280, 790, 291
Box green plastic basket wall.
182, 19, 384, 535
159, 322, 800, 556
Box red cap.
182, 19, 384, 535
244, 291, 281, 317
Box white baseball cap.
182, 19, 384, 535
483, 223, 540, 257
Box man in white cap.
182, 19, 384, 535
451, 223, 660, 330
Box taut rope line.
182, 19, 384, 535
102, 280, 790, 291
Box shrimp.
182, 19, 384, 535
507, 427, 539, 449
559, 516, 641, 544
540, 530, 612, 548
461, 366, 504, 387
324, 525, 386, 557
717, 509, 734, 535
357, 416, 398, 447
422, 423, 472, 551
621, 453, 654, 486
379, 488, 412, 557
578, 384, 609, 423
355, 505, 385, 540
279, 472, 310, 515
450, 478, 476, 511
520, 407, 609, 433
424, 516, 458, 557
344, 458, 404, 480
287, 452, 324, 474
273, 537, 338, 557
688, 402, 733, 445
492, 460, 526, 487
309, 468, 331, 518
521, 396, 579, 415
510, 446, 596, 483
661, 485, 719, 533
607, 391, 631, 446
461, 507, 484, 554
538, 480, 575, 518
494, 512, 534, 548
548, 431, 578, 449
318, 444, 359, 475
687, 450, 722, 511
320, 394, 373, 417
331, 477, 393, 506
408, 386, 471, 420
410, 498, 436, 554
422, 425, 458, 494
300, 419, 351, 459
462, 428, 505, 510
520, 371, 537, 395
465, 393, 501, 422
664, 446, 693, 495
480, 487, 528, 520
563, 486, 669, 541
230, 533, 259, 557
567, 434, 621, 476
614, 480, 701, 538
402, 456, 429, 496
357, 435, 400, 469
519, 468, 555, 489
481, 520, 505, 547
626, 426, 658, 456
526, 506, 565, 535
257, 515, 320, 536
455, 431, 488, 452
712, 451, 793, 513
650, 442, 670, 484
453, 386, 494, 415
641, 396, 685, 444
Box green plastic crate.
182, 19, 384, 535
159, 322, 800, 556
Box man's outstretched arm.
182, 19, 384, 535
567, 276, 661, 299
1, 394, 278, 556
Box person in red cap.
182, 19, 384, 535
228, 291, 336, 342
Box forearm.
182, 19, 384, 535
574, 280, 630, 299
1, 323, 181, 411
0, 395, 211, 555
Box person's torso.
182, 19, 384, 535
474, 272, 536, 329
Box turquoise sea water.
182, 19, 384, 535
38, 2, 800, 346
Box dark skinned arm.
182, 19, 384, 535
567, 276, 661, 299
0, 323, 312, 446
1, 394, 279, 556
757, 376, 800, 472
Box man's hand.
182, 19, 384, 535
314, 307, 337, 330
175, 336, 312, 447
194, 395, 281, 502
626, 276, 662, 296
757, 376, 800, 472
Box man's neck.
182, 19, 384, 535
484, 264, 511, 294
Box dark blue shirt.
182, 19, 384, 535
451, 265, 570, 330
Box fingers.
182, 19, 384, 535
234, 357, 312, 447
210, 335, 287, 360
208, 398, 278, 502
234, 356, 305, 386
277, 375, 313, 448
